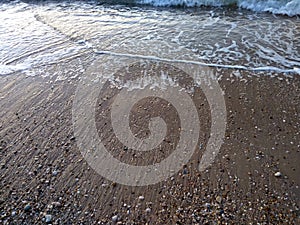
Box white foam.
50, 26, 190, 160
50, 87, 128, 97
110, 70, 181, 91
239, 0, 300, 16
0, 63, 30, 75
139, 0, 234, 7
138, 0, 300, 16
94, 50, 300, 74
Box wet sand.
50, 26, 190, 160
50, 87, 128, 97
0, 64, 299, 224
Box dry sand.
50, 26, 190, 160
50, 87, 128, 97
0, 60, 299, 224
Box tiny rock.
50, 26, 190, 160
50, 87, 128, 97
205, 203, 211, 210
112, 215, 118, 222
145, 207, 151, 213
52, 170, 58, 176
70, 136, 76, 141
274, 172, 282, 177
216, 196, 222, 203
45, 214, 52, 223
51, 201, 61, 208
24, 204, 31, 212
183, 168, 188, 174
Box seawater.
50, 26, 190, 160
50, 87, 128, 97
0, 0, 299, 79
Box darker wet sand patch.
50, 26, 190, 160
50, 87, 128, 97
0, 68, 299, 224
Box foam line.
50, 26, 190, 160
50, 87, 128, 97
94, 50, 300, 74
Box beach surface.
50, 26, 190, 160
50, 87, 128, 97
0, 1, 299, 224
0, 63, 299, 224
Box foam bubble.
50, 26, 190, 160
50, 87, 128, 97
138, 0, 300, 16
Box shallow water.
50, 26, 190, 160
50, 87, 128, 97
0, 0, 299, 79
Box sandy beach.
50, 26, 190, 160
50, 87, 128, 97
0, 62, 299, 224
1, 1, 299, 224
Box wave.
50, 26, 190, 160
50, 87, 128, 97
138, 0, 300, 16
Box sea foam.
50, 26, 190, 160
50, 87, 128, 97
138, 0, 300, 16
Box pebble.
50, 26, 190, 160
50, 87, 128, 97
219, 209, 225, 215
24, 204, 31, 212
70, 136, 76, 141
51, 201, 62, 208
45, 214, 52, 223
216, 196, 222, 204
52, 170, 58, 176
112, 215, 118, 223
183, 168, 188, 174
205, 203, 211, 211
274, 172, 282, 177
138, 196, 144, 201
145, 207, 151, 213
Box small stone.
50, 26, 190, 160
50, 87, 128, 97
45, 214, 52, 223
145, 207, 151, 213
274, 172, 282, 177
112, 215, 118, 222
205, 203, 211, 211
24, 204, 31, 212
11, 211, 16, 216
70, 136, 76, 141
52, 170, 58, 176
183, 168, 188, 174
216, 196, 222, 204
219, 209, 225, 215
138, 196, 144, 201
51, 201, 61, 208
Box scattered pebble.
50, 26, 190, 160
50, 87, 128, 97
183, 168, 188, 174
138, 196, 144, 201
51, 201, 61, 208
145, 207, 151, 213
70, 136, 76, 141
205, 203, 211, 210
45, 214, 52, 223
112, 215, 118, 223
274, 172, 282, 177
24, 204, 31, 212
216, 196, 222, 204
